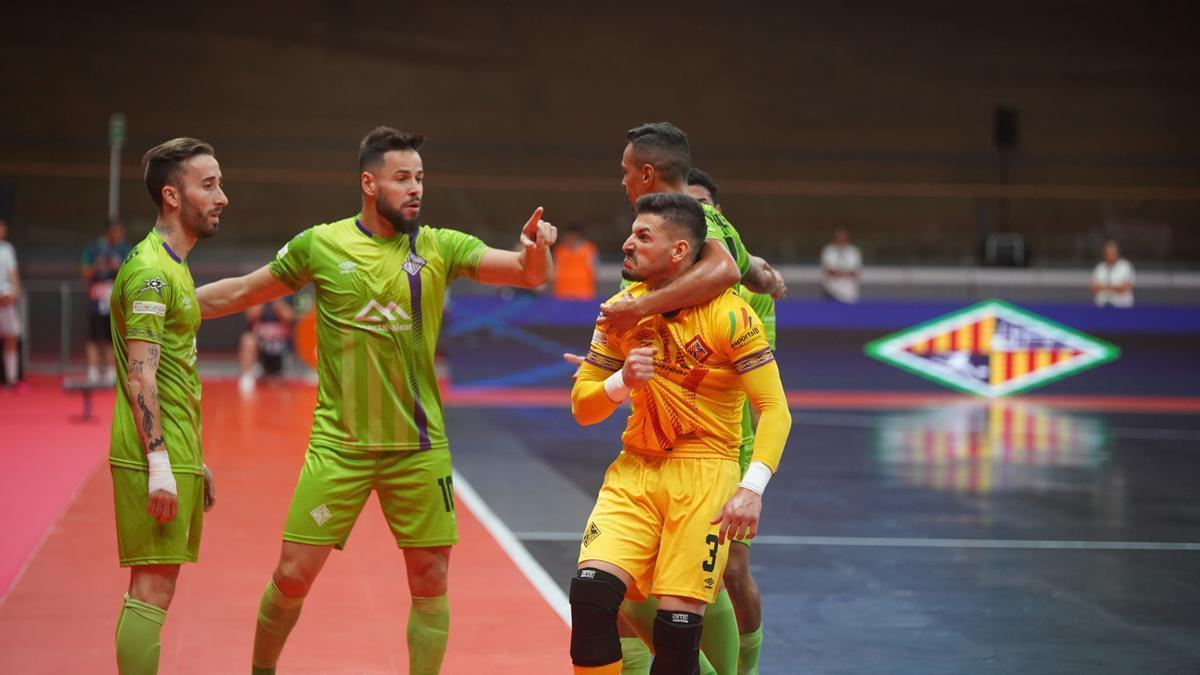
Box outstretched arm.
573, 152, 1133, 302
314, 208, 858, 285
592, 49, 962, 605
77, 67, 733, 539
600, 239, 738, 333
475, 207, 558, 288
196, 265, 294, 320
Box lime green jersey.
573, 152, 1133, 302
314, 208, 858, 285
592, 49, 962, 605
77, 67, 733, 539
109, 229, 204, 475
269, 216, 487, 452
740, 289, 777, 350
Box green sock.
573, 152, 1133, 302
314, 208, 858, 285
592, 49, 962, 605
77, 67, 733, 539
699, 589, 739, 675
407, 593, 450, 675
620, 635, 652, 675
621, 597, 719, 674
253, 579, 305, 672
737, 626, 763, 675
116, 593, 166, 675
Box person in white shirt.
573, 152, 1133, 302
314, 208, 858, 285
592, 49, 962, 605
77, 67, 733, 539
1090, 238, 1135, 308
0, 219, 24, 389
821, 226, 862, 303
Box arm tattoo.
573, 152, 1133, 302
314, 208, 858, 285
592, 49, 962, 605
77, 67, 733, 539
128, 359, 144, 375
148, 436, 165, 451
136, 391, 154, 439
147, 345, 160, 370
149, 385, 159, 405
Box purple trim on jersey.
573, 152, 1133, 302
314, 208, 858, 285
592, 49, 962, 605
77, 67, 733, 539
354, 219, 373, 238
161, 241, 181, 263
406, 231, 432, 450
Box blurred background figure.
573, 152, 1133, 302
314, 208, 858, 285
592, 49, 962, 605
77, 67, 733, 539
821, 226, 862, 303
551, 225, 597, 300
238, 297, 295, 394
80, 221, 131, 383
0, 218, 24, 391
1090, 238, 1135, 308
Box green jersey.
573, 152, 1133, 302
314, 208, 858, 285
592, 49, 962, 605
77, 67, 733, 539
269, 216, 487, 453
109, 229, 203, 475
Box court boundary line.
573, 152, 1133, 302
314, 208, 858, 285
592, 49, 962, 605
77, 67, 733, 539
451, 470, 571, 626
0, 459, 105, 608
511, 532, 1200, 551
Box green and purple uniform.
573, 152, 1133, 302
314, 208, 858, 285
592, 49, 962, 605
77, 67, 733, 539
268, 215, 486, 548
109, 229, 205, 566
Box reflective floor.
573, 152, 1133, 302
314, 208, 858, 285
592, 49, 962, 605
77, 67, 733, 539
450, 401, 1200, 674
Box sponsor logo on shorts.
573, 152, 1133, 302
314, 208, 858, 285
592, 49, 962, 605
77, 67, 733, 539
310, 504, 332, 526
582, 521, 602, 547
131, 301, 166, 316
704, 577, 715, 589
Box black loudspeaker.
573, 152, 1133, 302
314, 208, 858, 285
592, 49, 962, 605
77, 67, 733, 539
994, 104, 1019, 149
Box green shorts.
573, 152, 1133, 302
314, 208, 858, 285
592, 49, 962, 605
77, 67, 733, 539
112, 466, 205, 567
283, 445, 459, 550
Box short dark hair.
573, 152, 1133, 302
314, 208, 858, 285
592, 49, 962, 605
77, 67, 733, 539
687, 168, 719, 201
634, 192, 707, 259
142, 138, 215, 209
359, 126, 424, 171
626, 122, 691, 184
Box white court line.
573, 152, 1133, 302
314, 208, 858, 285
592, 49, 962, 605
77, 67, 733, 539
452, 470, 571, 626
511, 531, 1200, 551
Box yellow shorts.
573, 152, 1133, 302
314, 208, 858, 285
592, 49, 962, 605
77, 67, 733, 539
577, 451, 740, 604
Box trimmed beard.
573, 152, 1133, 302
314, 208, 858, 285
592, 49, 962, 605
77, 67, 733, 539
378, 198, 420, 235
181, 197, 218, 239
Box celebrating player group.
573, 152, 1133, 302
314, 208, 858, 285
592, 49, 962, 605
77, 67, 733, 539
107, 122, 790, 675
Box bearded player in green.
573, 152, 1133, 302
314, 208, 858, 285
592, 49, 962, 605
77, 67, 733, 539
110, 137, 224, 674
196, 127, 556, 675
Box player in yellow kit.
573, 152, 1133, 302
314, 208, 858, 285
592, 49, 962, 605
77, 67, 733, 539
568, 193, 791, 675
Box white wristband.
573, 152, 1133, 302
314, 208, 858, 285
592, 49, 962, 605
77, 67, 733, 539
146, 450, 178, 495
737, 461, 773, 496
603, 370, 630, 403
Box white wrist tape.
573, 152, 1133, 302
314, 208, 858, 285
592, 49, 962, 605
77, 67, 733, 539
604, 370, 631, 403
146, 450, 178, 495
737, 461, 773, 496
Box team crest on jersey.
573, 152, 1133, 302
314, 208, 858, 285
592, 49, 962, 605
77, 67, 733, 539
685, 336, 713, 363
402, 251, 427, 276
137, 276, 169, 297
582, 521, 602, 547
865, 300, 1119, 398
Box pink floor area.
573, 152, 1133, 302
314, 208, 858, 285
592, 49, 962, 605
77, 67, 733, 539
0, 375, 114, 600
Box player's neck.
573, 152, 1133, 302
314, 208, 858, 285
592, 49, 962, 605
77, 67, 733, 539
652, 180, 686, 195
359, 208, 412, 239
153, 217, 197, 260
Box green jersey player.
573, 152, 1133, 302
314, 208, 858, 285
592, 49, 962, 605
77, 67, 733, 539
196, 126, 557, 675
110, 138, 224, 675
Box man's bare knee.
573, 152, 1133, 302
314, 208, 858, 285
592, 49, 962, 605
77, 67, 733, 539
405, 546, 451, 596
272, 543, 331, 597
128, 565, 180, 610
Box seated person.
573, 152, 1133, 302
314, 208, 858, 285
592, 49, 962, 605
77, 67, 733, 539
239, 297, 294, 392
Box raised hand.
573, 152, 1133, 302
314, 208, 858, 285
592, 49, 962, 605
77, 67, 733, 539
621, 346, 656, 390
520, 206, 558, 251
597, 293, 642, 334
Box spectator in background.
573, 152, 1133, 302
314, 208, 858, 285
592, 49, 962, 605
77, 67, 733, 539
0, 219, 23, 391
551, 224, 598, 300
1090, 238, 1135, 307
238, 297, 295, 394
821, 226, 862, 303
81, 221, 133, 382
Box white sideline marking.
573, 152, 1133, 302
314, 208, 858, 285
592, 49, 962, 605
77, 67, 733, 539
452, 470, 571, 626
511, 531, 1200, 551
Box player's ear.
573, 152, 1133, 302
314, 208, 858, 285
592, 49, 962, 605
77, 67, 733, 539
641, 163, 655, 187
672, 239, 690, 263
161, 185, 180, 209
360, 171, 376, 197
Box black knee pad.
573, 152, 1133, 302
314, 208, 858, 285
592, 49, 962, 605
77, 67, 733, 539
650, 610, 703, 675
568, 568, 627, 666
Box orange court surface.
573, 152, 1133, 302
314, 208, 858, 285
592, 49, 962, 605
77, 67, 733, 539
0, 377, 569, 674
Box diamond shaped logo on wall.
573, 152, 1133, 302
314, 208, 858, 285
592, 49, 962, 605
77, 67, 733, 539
864, 300, 1119, 398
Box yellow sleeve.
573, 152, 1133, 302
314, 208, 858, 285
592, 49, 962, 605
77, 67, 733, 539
739, 360, 791, 472
570, 324, 627, 426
